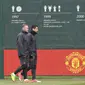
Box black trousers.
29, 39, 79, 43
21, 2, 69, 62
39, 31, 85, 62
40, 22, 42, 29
14, 56, 29, 79
22, 53, 37, 80
29, 59, 36, 80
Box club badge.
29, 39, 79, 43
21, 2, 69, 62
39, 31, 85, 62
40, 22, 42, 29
65, 52, 85, 73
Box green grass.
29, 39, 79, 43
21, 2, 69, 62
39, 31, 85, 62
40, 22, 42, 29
5, 75, 85, 79
0, 79, 85, 85
0, 76, 85, 85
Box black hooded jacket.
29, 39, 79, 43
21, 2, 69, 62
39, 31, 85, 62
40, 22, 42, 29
27, 30, 37, 53
17, 31, 29, 57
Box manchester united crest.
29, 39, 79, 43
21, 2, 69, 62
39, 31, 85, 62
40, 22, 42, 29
65, 52, 85, 73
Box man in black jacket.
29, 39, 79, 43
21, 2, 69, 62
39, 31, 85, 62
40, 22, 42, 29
11, 24, 30, 82
28, 25, 39, 82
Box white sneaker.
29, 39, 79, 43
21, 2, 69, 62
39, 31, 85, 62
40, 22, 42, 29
31, 79, 41, 83
24, 79, 31, 83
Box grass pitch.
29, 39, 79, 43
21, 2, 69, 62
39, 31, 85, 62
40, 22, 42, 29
0, 76, 85, 85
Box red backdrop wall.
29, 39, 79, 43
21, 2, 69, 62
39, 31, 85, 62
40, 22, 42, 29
4, 49, 85, 76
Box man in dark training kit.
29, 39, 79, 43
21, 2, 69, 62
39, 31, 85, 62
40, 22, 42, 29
11, 24, 30, 82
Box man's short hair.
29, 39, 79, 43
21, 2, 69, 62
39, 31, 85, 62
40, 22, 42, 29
22, 24, 28, 27
31, 25, 38, 29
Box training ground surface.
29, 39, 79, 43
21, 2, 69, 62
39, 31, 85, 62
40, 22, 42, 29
0, 76, 85, 85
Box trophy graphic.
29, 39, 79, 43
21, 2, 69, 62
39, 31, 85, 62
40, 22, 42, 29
16, 6, 22, 12
53, 6, 57, 12
12, 6, 15, 12
44, 5, 47, 12
48, 5, 52, 12
77, 5, 80, 12
58, 5, 61, 12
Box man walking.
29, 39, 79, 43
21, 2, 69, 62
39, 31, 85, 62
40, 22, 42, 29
11, 24, 30, 82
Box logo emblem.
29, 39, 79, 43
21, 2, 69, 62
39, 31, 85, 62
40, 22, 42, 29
65, 52, 85, 73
